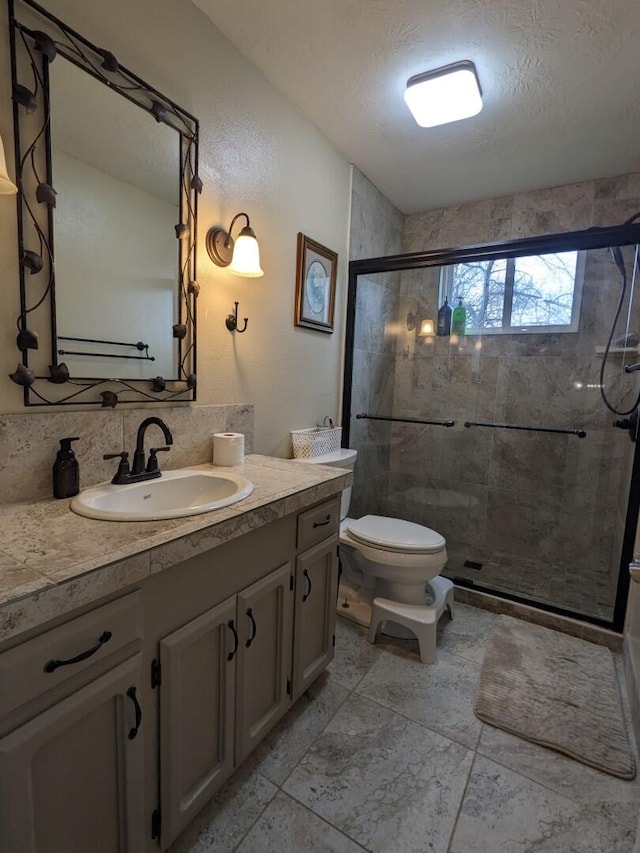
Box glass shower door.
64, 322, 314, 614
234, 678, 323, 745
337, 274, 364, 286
346, 237, 640, 627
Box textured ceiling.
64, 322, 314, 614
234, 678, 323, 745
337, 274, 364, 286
193, 0, 640, 214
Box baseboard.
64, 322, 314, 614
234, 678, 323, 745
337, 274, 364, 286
623, 635, 640, 749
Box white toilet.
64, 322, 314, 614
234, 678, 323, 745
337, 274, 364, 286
300, 448, 453, 648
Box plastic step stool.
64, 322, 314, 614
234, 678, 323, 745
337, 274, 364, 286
367, 576, 455, 664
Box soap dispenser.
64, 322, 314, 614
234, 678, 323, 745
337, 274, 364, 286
451, 297, 467, 335
53, 437, 80, 499
437, 297, 452, 336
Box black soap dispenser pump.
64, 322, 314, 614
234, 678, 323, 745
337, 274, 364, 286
53, 437, 80, 499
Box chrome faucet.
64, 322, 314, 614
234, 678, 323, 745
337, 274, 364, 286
104, 416, 174, 484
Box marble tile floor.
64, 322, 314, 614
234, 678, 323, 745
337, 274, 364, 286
169, 603, 639, 853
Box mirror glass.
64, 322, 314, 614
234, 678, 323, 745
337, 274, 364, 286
49, 58, 180, 380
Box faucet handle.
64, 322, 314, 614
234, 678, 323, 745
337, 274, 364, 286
103, 451, 130, 484
146, 446, 171, 474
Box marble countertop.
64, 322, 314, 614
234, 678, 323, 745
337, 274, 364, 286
0, 455, 351, 642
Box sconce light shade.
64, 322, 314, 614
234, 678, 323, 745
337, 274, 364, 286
418, 318, 435, 336
229, 226, 263, 277
206, 212, 264, 277
404, 60, 482, 128
0, 134, 18, 194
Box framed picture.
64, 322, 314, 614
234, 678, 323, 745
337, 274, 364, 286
294, 233, 337, 333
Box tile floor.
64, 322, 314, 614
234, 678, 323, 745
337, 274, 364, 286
169, 604, 640, 853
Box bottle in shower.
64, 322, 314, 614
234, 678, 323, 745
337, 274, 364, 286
437, 297, 452, 336
451, 297, 467, 334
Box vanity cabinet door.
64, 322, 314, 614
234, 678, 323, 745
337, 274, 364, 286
235, 562, 293, 764
0, 654, 144, 853
158, 595, 237, 848
292, 537, 339, 701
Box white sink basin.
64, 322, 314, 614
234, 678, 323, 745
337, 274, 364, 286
70, 469, 254, 521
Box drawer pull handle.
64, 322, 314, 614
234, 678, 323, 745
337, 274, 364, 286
313, 515, 331, 528
43, 631, 113, 673
246, 608, 257, 647
303, 569, 312, 602
126, 686, 142, 740
227, 620, 239, 661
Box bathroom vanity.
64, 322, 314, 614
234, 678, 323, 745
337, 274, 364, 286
0, 456, 350, 852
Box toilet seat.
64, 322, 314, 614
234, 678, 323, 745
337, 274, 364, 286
346, 515, 445, 554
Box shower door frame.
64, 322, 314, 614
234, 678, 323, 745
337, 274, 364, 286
342, 223, 640, 633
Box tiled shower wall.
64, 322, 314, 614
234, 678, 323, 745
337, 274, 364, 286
348, 170, 640, 620
0, 403, 253, 504
348, 169, 403, 518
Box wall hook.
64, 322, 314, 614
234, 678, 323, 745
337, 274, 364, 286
226, 302, 248, 333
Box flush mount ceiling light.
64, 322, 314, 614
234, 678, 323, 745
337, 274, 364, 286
404, 60, 482, 128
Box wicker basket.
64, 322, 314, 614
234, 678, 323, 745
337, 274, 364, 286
291, 427, 342, 459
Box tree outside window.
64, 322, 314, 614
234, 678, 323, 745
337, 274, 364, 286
439, 250, 584, 333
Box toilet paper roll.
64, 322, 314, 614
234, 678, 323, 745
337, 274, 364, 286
212, 432, 245, 466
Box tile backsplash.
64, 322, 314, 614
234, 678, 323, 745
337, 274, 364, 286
0, 404, 254, 504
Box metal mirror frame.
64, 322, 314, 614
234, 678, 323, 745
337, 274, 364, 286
7, 0, 201, 407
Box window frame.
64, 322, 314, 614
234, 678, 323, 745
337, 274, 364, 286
439, 249, 587, 335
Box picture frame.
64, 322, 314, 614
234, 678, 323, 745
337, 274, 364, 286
294, 233, 338, 333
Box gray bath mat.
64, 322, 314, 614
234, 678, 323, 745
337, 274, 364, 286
474, 615, 636, 779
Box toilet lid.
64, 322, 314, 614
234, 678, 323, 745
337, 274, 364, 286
346, 515, 445, 554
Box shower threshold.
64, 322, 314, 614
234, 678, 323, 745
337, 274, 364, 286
452, 576, 617, 632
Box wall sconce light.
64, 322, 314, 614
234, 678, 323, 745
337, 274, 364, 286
0, 133, 18, 194
206, 212, 264, 277
418, 318, 435, 336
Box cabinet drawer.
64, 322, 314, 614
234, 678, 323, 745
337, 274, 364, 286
296, 497, 340, 551
0, 590, 141, 718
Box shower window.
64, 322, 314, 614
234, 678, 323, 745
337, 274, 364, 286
439, 249, 585, 333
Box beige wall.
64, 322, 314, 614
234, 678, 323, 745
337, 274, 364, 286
0, 0, 351, 457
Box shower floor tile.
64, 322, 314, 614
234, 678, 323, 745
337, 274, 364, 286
444, 555, 614, 622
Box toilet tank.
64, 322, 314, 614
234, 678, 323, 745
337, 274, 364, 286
294, 448, 357, 520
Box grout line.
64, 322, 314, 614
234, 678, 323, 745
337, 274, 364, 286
446, 748, 479, 853
472, 737, 637, 810
230, 771, 278, 853
351, 678, 482, 754
275, 676, 352, 791
272, 789, 371, 852
271, 674, 372, 851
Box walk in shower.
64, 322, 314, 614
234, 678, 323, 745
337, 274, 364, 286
343, 224, 640, 630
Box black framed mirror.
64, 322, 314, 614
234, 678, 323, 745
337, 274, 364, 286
8, 0, 200, 406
